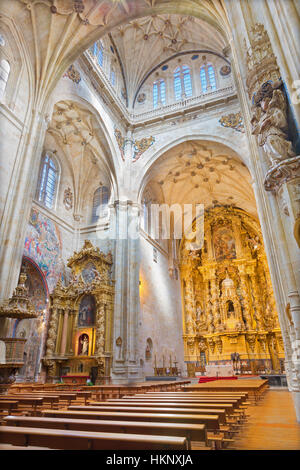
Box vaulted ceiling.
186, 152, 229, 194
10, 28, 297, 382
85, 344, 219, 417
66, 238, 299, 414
143, 140, 257, 219
110, 14, 227, 104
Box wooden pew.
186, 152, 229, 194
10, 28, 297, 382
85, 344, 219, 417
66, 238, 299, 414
0, 401, 19, 413
0, 426, 188, 450
4, 416, 209, 451
135, 394, 247, 407
106, 398, 236, 409
8, 391, 78, 406
3, 394, 60, 410
42, 409, 221, 431
87, 400, 235, 417
68, 404, 227, 425
0, 397, 44, 416
126, 396, 244, 409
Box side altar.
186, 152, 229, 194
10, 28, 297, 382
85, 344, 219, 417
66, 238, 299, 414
43, 240, 115, 384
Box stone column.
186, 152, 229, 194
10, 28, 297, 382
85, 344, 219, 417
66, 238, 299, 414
0, 109, 50, 300
110, 200, 142, 383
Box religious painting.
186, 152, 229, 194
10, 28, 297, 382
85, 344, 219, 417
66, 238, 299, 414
213, 227, 236, 261
78, 334, 89, 356
23, 209, 65, 292
78, 295, 96, 327
81, 262, 97, 284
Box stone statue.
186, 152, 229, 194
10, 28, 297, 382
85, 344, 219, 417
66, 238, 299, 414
251, 88, 296, 166
80, 335, 89, 355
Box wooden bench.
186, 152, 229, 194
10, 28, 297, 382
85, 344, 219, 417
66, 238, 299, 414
0, 425, 188, 450
4, 415, 208, 451
135, 394, 246, 407
42, 409, 221, 431
0, 397, 44, 415
68, 404, 227, 424
128, 396, 243, 409
0, 401, 19, 413
105, 399, 236, 413
3, 394, 60, 410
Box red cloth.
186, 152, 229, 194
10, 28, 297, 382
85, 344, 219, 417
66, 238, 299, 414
198, 376, 238, 383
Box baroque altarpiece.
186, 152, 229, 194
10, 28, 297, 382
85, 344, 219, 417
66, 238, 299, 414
180, 207, 285, 377
43, 241, 114, 384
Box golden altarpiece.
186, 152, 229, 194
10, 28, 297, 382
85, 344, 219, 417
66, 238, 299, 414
43, 241, 114, 384
180, 207, 285, 377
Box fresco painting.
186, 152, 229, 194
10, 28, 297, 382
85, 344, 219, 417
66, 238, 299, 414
24, 209, 65, 292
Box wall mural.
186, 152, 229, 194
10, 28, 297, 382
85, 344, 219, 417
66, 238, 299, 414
24, 209, 65, 292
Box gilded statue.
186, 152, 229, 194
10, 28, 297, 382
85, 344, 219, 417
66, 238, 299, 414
251, 86, 296, 166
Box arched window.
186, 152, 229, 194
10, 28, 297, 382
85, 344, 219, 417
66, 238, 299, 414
153, 79, 166, 109
200, 63, 217, 92
90, 41, 104, 67
36, 153, 58, 209
110, 68, 116, 87
207, 65, 217, 90
174, 65, 192, 100
0, 59, 10, 100
200, 66, 207, 93
91, 186, 109, 223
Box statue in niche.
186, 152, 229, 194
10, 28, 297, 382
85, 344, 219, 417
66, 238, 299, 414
251, 86, 296, 166
78, 334, 89, 356
227, 300, 235, 318
78, 295, 96, 327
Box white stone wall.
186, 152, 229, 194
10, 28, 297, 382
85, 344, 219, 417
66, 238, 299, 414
138, 234, 185, 377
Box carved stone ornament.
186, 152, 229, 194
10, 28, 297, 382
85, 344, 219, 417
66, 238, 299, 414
246, 24, 281, 101
114, 128, 125, 161
264, 155, 300, 192
63, 187, 73, 210
251, 84, 296, 169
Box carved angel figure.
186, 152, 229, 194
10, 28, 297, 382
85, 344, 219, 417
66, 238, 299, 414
251, 89, 296, 166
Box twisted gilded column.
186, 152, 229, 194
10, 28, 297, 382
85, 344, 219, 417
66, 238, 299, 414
238, 266, 253, 330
